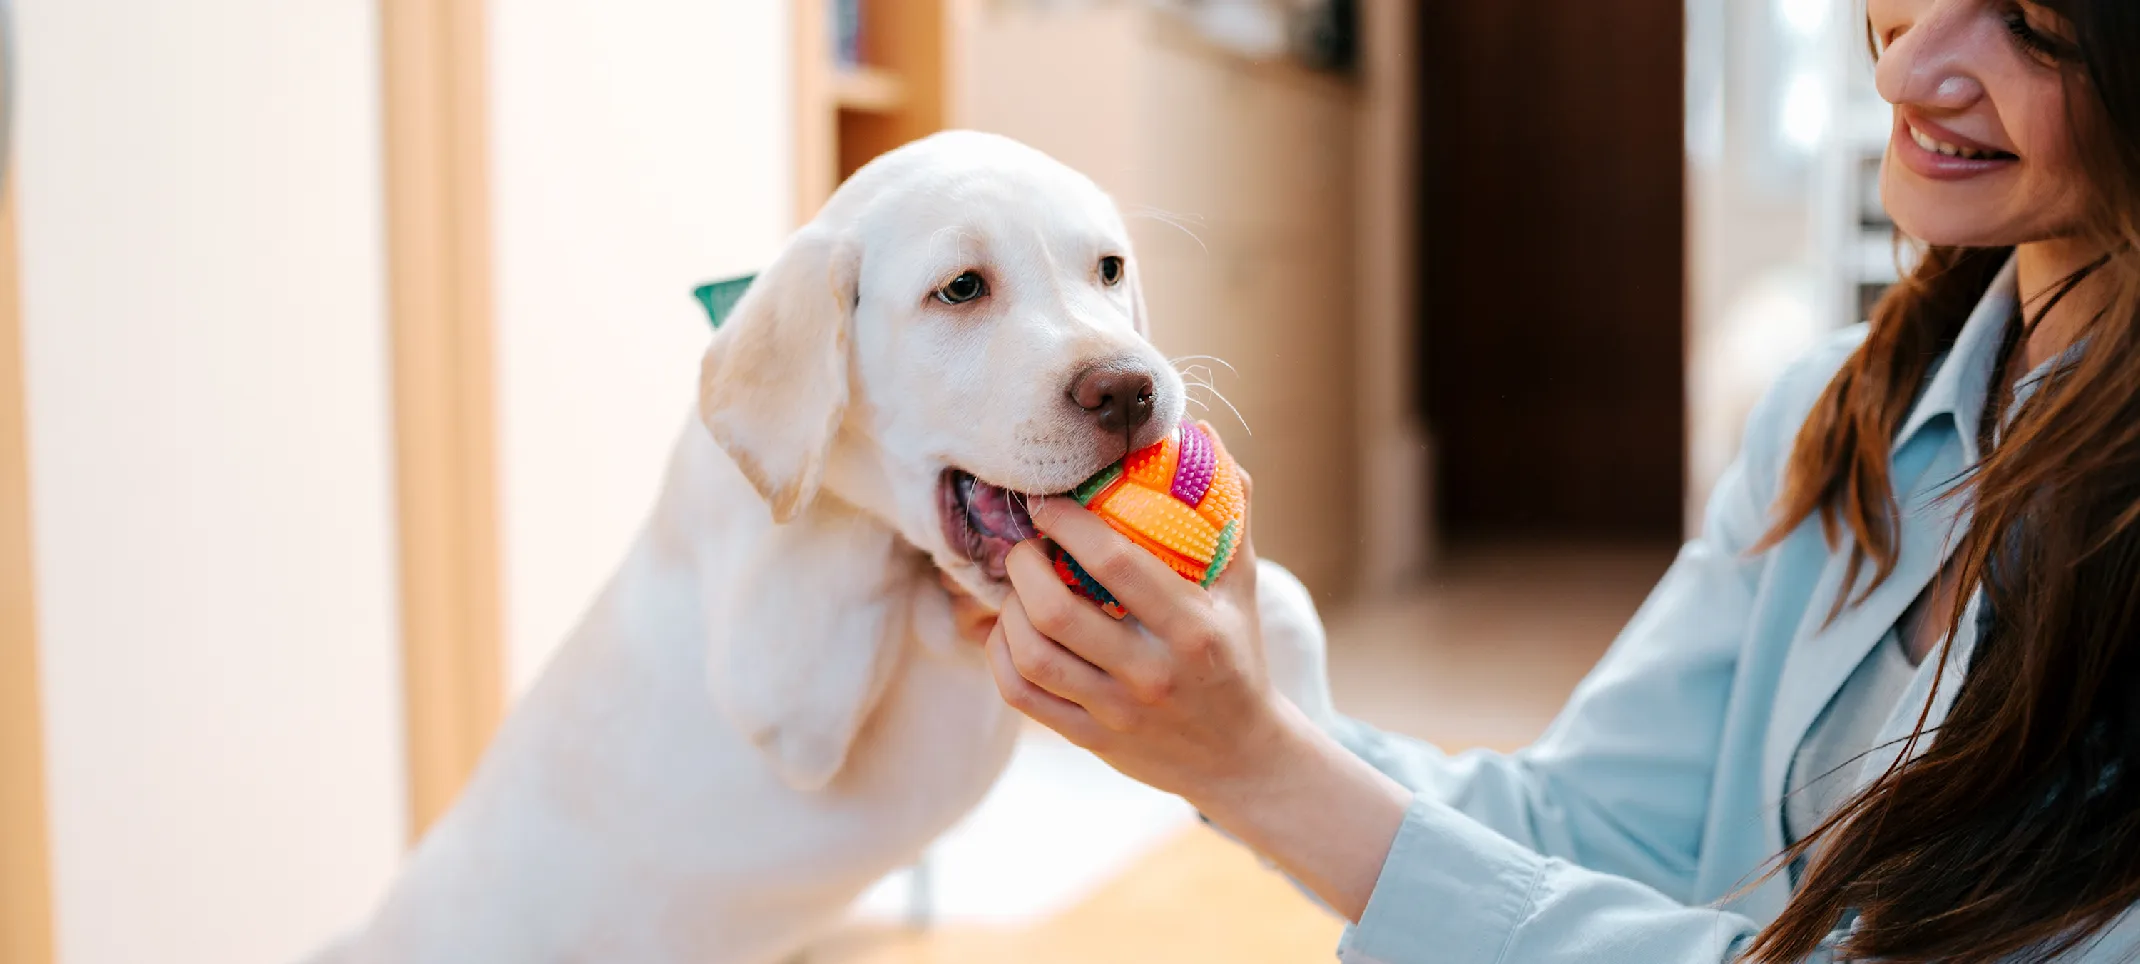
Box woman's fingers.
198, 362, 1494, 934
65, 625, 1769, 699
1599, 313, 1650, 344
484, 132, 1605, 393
1000, 594, 1146, 724
1026, 497, 1213, 646
983, 618, 1108, 746
997, 594, 1106, 698
1003, 541, 1173, 699
1208, 529, 1260, 620
1208, 469, 1259, 612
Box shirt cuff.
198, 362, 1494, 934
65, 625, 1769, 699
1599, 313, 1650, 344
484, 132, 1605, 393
1340, 796, 1547, 964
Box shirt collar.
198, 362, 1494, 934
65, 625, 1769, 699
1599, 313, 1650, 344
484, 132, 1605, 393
1893, 254, 2019, 463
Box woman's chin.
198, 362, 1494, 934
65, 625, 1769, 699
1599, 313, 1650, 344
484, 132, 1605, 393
1881, 174, 2075, 251
1885, 213, 2018, 252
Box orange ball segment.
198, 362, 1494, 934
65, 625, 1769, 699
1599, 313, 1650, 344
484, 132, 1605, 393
1051, 420, 1246, 619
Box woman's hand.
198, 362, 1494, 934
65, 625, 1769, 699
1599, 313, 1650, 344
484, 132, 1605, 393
988, 494, 1286, 801
986, 489, 1414, 921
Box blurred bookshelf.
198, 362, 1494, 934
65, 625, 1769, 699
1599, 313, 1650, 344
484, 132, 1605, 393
793, 0, 969, 223
832, 65, 910, 114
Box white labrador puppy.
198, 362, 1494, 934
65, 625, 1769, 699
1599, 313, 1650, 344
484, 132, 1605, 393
312, 131, 1337, 964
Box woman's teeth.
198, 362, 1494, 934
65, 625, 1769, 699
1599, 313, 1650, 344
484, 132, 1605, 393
1908, 123, 2006, 161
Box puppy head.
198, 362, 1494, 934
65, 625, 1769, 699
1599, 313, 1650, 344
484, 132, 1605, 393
700, 131, 1184, 606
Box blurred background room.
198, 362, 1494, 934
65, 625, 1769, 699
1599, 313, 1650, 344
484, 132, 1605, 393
0, 0, 1906, 961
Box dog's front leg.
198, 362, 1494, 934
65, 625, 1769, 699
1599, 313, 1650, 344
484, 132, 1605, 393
703, 498, 911, 793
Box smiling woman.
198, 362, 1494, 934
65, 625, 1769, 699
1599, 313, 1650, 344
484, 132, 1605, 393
1869, 0, 2103, 254
981, 1, 2140, 961
1749, 0, 2140, 959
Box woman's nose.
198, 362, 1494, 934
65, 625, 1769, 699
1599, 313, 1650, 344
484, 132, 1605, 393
1874, 1, 1987, 109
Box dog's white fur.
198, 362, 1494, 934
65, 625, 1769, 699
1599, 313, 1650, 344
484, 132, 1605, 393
310, 131, 1337, 964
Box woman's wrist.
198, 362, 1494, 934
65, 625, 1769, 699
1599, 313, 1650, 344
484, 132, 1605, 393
1190, 699, 1413, 922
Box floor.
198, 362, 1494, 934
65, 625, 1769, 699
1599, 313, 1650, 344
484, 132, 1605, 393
810, 543, 1676, 964
1322, 542, 1678, 752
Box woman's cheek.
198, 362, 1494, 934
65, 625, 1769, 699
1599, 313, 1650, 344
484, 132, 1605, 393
2008, 76, 2091, 231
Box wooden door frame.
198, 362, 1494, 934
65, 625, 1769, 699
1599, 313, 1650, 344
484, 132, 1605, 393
378, 0, 504, 839
0, 185, 54, 964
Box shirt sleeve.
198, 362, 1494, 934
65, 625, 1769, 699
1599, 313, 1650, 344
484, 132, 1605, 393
1343, 793, 2140, 964
1319, 324, 2140, 961
1333, 334, 1823, 961
1327, 362, 1791, 901
1340, 795, 1818, 964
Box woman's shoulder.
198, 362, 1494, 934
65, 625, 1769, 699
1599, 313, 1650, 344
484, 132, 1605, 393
1738, 323, 1869, 482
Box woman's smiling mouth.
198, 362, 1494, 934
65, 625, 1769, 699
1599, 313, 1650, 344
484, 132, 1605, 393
1893, 112, 2019, 181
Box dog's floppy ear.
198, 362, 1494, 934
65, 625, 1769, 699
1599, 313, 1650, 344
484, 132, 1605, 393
699, 226, 861, 523
706, 495, 913, 792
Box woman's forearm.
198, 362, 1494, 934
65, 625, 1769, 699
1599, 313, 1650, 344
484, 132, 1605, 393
1189, 700, 1414, 922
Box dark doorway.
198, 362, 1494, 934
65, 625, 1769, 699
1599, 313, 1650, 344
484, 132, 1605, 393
1417, 0, 1686, 542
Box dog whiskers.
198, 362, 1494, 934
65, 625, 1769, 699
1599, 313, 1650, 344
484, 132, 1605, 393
1168, 352, 1248, 435
1128, 207, 1210, 253
1183, 380, 1252, 436
1169, 354, 1239, 377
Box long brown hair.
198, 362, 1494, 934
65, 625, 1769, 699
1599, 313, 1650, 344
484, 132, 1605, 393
1744, 2, 2140, 961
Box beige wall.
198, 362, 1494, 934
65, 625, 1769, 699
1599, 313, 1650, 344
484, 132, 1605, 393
489, 0, 794, 691
13, 2, 407, 961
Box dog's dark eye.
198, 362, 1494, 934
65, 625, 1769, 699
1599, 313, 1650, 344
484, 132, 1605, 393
935, 271, 988, 305
1099, 255, 1125, 286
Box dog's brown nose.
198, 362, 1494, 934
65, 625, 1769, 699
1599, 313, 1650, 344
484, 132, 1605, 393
1072, 366, 1157, 435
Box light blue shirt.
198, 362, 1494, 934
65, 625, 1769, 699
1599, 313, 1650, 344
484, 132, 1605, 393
1329, 256, 2140, 963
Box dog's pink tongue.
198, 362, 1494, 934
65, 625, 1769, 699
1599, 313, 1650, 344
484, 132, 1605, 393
967, 482, 1037, 542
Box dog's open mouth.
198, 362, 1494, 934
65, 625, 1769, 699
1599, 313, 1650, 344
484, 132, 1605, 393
938, 469, 1044, 581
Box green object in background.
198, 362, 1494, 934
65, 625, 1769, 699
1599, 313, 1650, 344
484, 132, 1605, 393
693, 274, 756, 330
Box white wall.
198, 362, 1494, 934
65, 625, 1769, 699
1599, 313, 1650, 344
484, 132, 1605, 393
13, 2, 406, 962
490, 0, 793, 692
